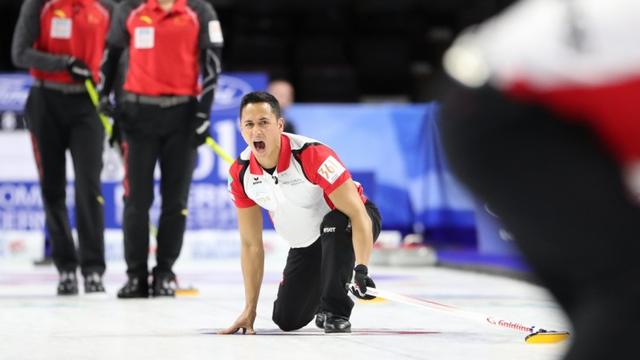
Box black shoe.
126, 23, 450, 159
33, 256, 54, 266
151, 273, 176, 297
57, 271, 78, 295
315, 312, 326, 329
117, 277, 149, 298
84, 273, 105, 293
324, 314, 351, 334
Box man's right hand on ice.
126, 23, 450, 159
219, 308, 257, 335
66, 57, 92, 82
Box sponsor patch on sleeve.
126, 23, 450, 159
317, 156, 345, 184
208, 20, 224, 44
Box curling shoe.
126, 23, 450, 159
323, 313, 351, 334
84, 273, 105, 293
315, 312, 327, 329
57, 271, 78, 295
151, 273, 177, 297
117, 276, 149, 298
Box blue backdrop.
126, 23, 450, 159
0, 73, 486, 248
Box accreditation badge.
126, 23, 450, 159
51, 18, 72, 39
134, 27, 155, 49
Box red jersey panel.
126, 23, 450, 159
444, 0, 640, 164
124, 0, 200, 96
31, 0, 110, 83
508, 78, 640, 165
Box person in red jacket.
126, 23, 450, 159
99, 0, 223, 298
11, 0, 113, 295
439, 1, 640, 359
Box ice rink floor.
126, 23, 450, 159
0, 254, 570, 360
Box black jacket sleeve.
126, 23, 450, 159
99, 0, 132, 96
99, 46, 124, 96
192, 0, 224, 118
197, 47, 222, 119
11, 0, 69, 71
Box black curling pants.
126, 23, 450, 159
119, 99, 197, 279
439, 82, 640, 360
25, 86, 105, 276
272, 200, 381, 331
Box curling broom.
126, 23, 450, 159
363, 286, 569, 344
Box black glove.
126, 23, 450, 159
98, 96, 115, 118
193, 112, 210, 147
349, 264, 376, 300
66, 57, 92, 82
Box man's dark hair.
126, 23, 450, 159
239, 91, 282, 119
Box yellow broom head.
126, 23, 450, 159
525, 330, 570, 344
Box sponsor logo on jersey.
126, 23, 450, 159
317, 156, 345, 184
173, 14, 188, 25
281, 178, 304, 186
87, 13, 100, 24
140, 15, 153, 24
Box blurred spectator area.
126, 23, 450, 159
0, 0, 516, 102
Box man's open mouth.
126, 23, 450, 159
254, 141, 266, 150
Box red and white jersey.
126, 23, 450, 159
443, 0, 640, 164
228, 133, 367, 248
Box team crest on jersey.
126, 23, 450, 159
87, 13, 100, 24
317, 156, 345, 184
173, 14, 187, 25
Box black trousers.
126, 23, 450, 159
272, 200, 382, 331
119, 99, 197, 279
25, 86, 105, 276
439, 83, 640, 360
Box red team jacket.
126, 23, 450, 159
32, 0, 110, 84
228, 133, 367, 248
119, 0, 207, 96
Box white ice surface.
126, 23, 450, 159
0, 253, 570, 360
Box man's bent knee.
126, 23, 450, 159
272, 312, 307, 332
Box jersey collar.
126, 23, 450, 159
72, 0, 95, 5
249, 134, 292, 175
147, 0, 187, 13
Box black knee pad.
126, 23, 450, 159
320, 210, 350, 237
